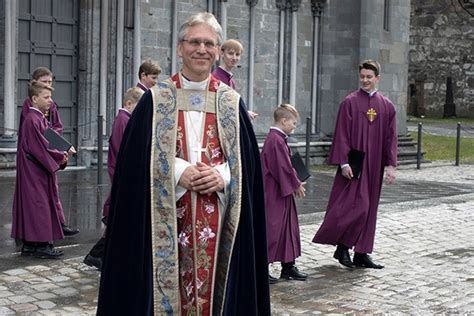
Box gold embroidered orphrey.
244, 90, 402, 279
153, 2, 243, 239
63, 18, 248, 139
367, 108, 377, 122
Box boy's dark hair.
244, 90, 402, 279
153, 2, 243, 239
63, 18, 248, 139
32, 67, 53, 80
138, 60, 161, 78
359, 59, 380, 76
28, 80, 54, 99
274, 103, 299, 122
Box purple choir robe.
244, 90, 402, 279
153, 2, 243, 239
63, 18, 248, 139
11, 108, 66, 242
102, 109, 131, 218
313, 89, 397, 253
136, 82, 148, 92
212, 67, 236, 90
19, 98, 66, 225
261, 128, 302, 263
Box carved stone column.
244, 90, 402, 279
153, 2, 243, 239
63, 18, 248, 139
288, 0, 301, 106
276, 0, 286, 105
246, 0, 258, 110
310, 0, 326, 133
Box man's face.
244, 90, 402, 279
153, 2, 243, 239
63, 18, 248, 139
38, 75, 53, 87
220, 48, 241, 71
178, 24, 219, 81
140, 73, 159, 89
359, 68, 379, 93
32, 89, 52, 114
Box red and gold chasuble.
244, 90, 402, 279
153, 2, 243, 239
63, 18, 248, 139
175, 75, 224, 315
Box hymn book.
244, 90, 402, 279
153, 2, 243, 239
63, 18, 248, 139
347, 149, 365, 179
44, 127, 72, 152
290, 152, 311, 182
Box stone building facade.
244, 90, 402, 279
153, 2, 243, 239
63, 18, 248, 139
409, 0, 474, 117
1, 0, 411, 167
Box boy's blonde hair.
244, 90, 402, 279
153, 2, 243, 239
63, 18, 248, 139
274, 103, 299, 122
123, 87, 144, 106
221, 39, 243, 53
28, 80, 54, 99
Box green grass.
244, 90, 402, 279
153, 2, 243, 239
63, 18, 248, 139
409, 132, 474, 163
407, 115, 474, 126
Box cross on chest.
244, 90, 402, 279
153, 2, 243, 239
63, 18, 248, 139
192, 141, 207, 163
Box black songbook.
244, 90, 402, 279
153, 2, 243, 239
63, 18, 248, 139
347, 149, 365, 179
44, 127, 72, 152
290, 152, 311, 182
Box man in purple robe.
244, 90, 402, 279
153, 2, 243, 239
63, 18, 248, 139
261, 104, 307, 284
312, 60, 397, 269
12, 81, 74, 258
136, 60, 161, 92
18, 67, 79, 236
83, 87, 144, 270
212, 39, 258, 120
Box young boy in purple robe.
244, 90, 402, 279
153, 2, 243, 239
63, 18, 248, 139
83, 87, 144, 270
136, 60, 161, 92
18, 67, 79, 237
312, 60, 397, 269
261, 103, 307, 284
12, 81, 74, 259
212, 39, 258, 120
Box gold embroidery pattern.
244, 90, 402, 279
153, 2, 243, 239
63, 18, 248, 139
367, 108, 377, 122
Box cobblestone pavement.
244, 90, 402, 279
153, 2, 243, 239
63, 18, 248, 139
0, 163, 473, 314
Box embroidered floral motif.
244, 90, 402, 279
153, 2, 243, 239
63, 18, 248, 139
203, 202, 215, 214
179, 232, 190, 247
199, 227, 216, 243
176, 206, 186, 219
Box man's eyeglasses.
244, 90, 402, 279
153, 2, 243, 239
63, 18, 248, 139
182, 39, 217, 49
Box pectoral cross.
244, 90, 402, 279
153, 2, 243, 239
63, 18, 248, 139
192, 141, 207, 163
367, 108, 377, 122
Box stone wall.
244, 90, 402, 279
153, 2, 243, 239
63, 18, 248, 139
409, 0, 474, 117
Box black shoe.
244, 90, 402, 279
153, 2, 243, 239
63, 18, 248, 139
34, 244, 64, 259
21, 243, 36, 257
83, 254, 103, 271
333, 247, 354, 268
269, 275, 278, 284
62, 224, 79, 236
280, 266, 308, 281
353, 253, 384, 269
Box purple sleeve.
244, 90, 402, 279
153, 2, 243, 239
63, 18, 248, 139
23, 117, 64, 174
385, 102, 398, 167
262, 137, 301, 197
107, 115, 128, 180
327, 98, 352, 165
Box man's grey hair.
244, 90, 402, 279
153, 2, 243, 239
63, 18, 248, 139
178, 12, 223, 46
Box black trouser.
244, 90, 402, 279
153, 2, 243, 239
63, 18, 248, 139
281, 261, 295, 271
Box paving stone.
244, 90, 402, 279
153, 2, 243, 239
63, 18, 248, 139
25, 265, 51, 273
3, 269, 29, 276
0, 306, 14, 314
32, 292, 57, 300
9, 303, 38, 313
8, 295, 37, 304
0, 291, 13, 298
34, 300, 56, 309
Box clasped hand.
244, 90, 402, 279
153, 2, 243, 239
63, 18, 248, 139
178, 162, 225, 195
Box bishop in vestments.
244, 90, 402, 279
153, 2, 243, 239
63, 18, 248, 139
97, 12, 270, 316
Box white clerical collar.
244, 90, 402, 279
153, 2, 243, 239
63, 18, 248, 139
270, 126, 288, 138
29, 107, 44, 115
119, 108, 131, 115
362, 89, 378, 97
181, 74, 208, 91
